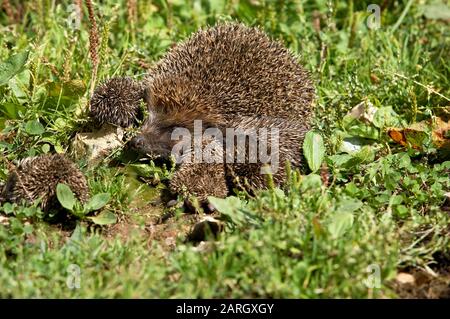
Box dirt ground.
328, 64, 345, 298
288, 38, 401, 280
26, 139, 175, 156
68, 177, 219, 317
393, 253, 450, 299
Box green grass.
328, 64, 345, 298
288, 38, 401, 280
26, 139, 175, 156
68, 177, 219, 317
0, 0, 449, 298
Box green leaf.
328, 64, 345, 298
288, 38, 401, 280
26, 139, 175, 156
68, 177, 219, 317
389, 195, 403, 206
273, 187, 286, 199
208, 196, 243, 217
373, 107, 401, 129
53, 118, 68, 130
41, 144, 50, 153
1, 102, 25, 119
353, 146, 375, 163
8, 69, 30, 103
88, 210, 117, 225
2, 202, 14, 214
398, 153, 411, 168
23, 223, 34, 234
394, 205, 409, 218
0, 51, 29, 86
68, 223, 83, 243
300, 173, 322, 192
0, 118, 6, 130
328, 211, 354, 239
208, 196, 257, 227
85, 193, 110, 212
346, 123, 380, 140
129, 163, 154, 178
25, 120, 45, 135
336, 198, 363, 214
328, 198, 361, 238
54, 144, 65, 153
56, 183, 76, 211
328, 154, 353, 167
344, 182, 359, 196
303, 131, 325, 172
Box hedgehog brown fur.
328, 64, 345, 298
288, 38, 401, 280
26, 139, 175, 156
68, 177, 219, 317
89, 77, 144, 128
0, 154, 89, 211
107, 23, 314, 202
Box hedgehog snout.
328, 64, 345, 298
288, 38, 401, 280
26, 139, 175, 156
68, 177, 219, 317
130, 135, 145, 150
129, 128, 176, 159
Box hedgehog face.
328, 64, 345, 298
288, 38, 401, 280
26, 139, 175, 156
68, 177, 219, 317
130, 119, 178, 159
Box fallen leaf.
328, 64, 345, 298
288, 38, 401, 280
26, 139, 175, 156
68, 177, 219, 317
348, 101, 378, 123
387, 117, 450, 151
396, 272, 415, 285
71, 124, 124, 165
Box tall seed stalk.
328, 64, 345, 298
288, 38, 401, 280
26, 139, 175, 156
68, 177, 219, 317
85, 0, 100, 99
127, 0, 137, 43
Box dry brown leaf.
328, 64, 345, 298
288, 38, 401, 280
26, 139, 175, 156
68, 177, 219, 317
387, 117, 450, 151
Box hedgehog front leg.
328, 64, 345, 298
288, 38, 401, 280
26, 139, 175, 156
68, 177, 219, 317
169, 162, 229, 204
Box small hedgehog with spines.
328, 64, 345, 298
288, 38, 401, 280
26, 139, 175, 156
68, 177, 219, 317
89, 77, 144, 128
0, 154, 89, 211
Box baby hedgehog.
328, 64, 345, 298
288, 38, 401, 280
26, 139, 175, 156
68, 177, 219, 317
89, 77, 144, 128
0, 154, 89, 211
90, 23, 315, 202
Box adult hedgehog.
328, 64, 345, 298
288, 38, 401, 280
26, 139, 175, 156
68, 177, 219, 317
90, 23, 315, 203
